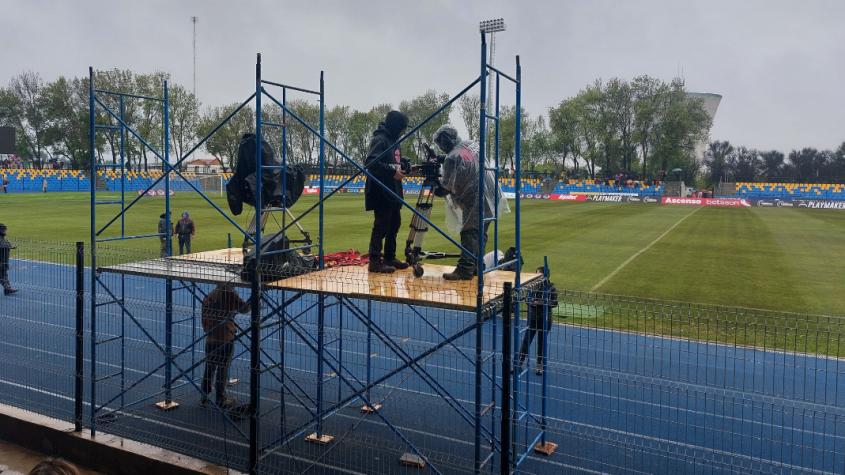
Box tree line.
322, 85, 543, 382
0, 70, 457, 173
704, 140, 845, 184
3, 69, 842, 184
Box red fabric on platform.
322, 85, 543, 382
323, 249, 368, 268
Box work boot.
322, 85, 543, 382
3, 288, 17, 296
368, 257, 395, 274
443, 268, 473, 281
534, 363, 544, 376
385, 258, 409, 270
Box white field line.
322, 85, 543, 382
591, 206, 701, 292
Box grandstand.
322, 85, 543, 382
552, 179, 664, 197
0, 168, 90, 192
6, 170, 845, 202
734, 182, 845, 200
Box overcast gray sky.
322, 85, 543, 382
2, 0, 843, 152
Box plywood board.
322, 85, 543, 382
269, 263, 540, 311
102, 249, 540, 311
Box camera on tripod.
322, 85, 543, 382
410, 143, 445, 186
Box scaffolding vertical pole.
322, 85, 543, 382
511, 56, 523, 456
281, 87, 287, 230
493, 73, 500, 265
490, 71, 502, 455
365, 298, 373, 408
249, 52, 264, 474
162, 80, 175, 408
119, 96, 126, 237
75, 241, 84, 432
318, 72, 325, 268
279, 87, 288, 431
164, 83, 172, 257
314, 70, 328, 441
500, 282, 513, 475
540, 256, 549, 447
475, 31, 488, 474
118, 95, 127, 410
87, 66, 98, 437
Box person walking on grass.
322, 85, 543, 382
0, 224, 18, 296
157, 213, 168, 257
174, 211, 195, 255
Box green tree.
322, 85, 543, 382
40, 76, 90, 169
650, 79, 711, 181
199, 103, 254, 172
458, 93, 480, 141
704, 140, 734, 184
168, 83, 200, 170
759, 150, 785, 181
631, 75, 666, 176
4, 71, 52, 168
399, 90, 451, 162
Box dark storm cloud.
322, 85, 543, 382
1, 0, 843, 151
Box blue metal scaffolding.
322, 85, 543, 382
87, 32, 552, 474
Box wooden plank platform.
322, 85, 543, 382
101, 248, 540, 311
268, 263, 540, 311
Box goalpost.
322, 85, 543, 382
197, 174, 224, 196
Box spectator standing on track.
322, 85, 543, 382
157, 213, 168, 257
201, 283, 249, 408
517, 267, 558, 375
42, 177, 47, 193
174, 211, 195, 255
2, 175, 8, 193
0, 224, 18, 296
364, 110, 410, 274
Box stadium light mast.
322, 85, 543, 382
191, 16, 198, 97
479, 18, 505, 161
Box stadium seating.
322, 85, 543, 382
1, 169, 670, 198
734, 182, 845, 200
552, 179, 664, 197
0, 169, 90, 192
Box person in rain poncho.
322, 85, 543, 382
432, 125, 508, 280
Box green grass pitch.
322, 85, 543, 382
3, 191, 844, 316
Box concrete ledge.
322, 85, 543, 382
0, 403, 240, 475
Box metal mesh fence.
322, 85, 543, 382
0, 240, 80, 423
1, 240, 843, 474
512, 286, 845, 474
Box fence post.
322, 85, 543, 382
501, 282, 513, 475
75, 241, 84, 432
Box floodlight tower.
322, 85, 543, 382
191, 16, 198, 97
479, 18, 505, 156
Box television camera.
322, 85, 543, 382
404, 144, 459, 277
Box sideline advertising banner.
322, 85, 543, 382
661, 197, 751, 207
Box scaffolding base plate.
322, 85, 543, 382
361, 403, 382, 414
305, 432, 334, 445
399, 453, 426, 468
227, 377, 239, 386
155, 400, 180, 411
534, 441, 558, 456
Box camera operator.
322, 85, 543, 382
432, 125, 508, 280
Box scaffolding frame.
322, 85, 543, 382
87, 32, 552, 474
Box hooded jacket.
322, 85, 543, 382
364, 123, 406, 211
